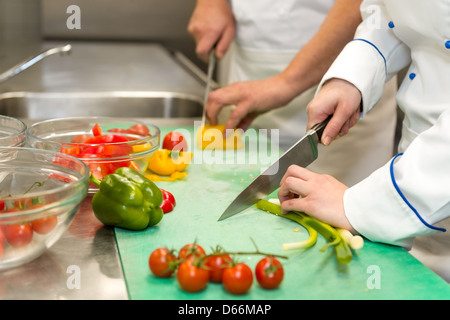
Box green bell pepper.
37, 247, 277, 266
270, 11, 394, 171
90, 167, 164, 230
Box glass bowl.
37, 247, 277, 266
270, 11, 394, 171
0, 147, 89, 270
26, 117, 160, 192
0, 115, 27, 147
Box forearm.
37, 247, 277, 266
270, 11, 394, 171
280, 0, 363, 98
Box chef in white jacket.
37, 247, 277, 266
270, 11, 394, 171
188, 0, 398, 187
279, 0, 450, 282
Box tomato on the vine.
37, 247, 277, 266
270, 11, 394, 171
222, 262, 253, 295
178, 243, 206, 260
4, 224, 33, 248
149, 247, 177, 278
205, 254, 232, 283
176, 259, 209, 293
163, 131, 188, 152
255, 256, 284, 290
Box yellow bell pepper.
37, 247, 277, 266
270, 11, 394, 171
148, 149, 193, 176
196, 124, 244, 150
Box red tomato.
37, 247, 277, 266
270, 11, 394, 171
176, 259, 209, 293
31, 216, 58, 235
4, 224, 33, 248
222, 262, 253, 295
205, 254, 233, 283
163, 131, 188, 152
149, 247, 177, 278
0, 228, 5, 246
255, 256, 284, 290
178, 243, 206, 260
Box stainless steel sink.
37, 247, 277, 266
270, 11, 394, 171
0, 91, 203, 119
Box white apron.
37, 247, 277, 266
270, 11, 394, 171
219, 0, 398, 187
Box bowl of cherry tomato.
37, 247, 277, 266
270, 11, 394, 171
0, 115, 27, 147
0, 147, 89, 270
26, 117, 160, 192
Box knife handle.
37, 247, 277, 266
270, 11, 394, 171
310, 116, 332, 140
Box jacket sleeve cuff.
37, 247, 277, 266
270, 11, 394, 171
316, 40, 387, 117
343, 158, 438, 249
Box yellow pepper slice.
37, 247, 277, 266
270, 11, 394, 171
148, 149, 193, 176
132, 142, 152, 153
196, 124, 244, 150
145, 171, 189, 182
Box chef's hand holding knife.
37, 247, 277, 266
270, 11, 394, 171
187, 0, 235, 63
278, 78, 362, 232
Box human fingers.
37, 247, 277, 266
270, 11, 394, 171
279, 165, 314, 186
215, 25, 235, 60
206, 86, 243, 125
278, 176, 311, 201
196, 34, 221, 62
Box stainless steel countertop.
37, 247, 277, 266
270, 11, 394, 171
0, 117, 199, 300
0, 41, 206, 96
0, 40, 206, 300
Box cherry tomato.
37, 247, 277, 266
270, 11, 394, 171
222, 262, 253, 295
31, 216, 58, 235
178, 243, 206, 260
255, 256, 284, 290
0, 228, 5, 246
0, 226, 6, 258
176, 259, 209, 293
163, 131, 188, 152
4, 224, 33, 248
205, 254, 233, 283
149, 247, 177, 278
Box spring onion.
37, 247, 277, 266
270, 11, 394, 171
255, 199, 353, 264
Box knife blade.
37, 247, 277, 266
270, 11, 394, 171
201, 47, 216, 127
218, 117, 331, 221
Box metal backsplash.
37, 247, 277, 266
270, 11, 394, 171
40, 0, 201, 69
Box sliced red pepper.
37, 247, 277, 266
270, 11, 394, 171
92, 123, 102, 137
160, 189, 176, 213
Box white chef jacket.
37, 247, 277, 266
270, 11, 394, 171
318, 0, 450, 281
220, 0, 398, 187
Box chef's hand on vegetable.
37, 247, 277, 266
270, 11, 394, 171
278, 165, 356, 233
206, 74, 298, 132
306, 78, 362, 146
187, 0, 235, 62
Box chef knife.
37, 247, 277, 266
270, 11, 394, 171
218, 116, 331, 221
201, 46, 217, 127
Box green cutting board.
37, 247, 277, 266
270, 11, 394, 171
115, 126, 450, 300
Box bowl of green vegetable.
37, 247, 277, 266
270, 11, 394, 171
0, 147, 89, 270
26, 117, 161, 192
0, 115, 27, 147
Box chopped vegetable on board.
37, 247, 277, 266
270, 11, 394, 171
147, 149, 192, 176
160, 188, 176, 213
254, 199, 353, 264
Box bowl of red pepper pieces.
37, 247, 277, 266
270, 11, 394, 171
26, 117, 160, 192
0, 147, 89, 270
